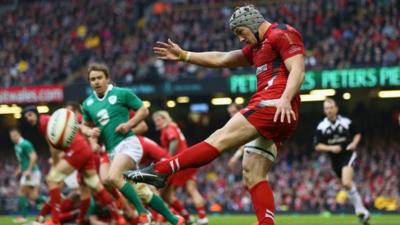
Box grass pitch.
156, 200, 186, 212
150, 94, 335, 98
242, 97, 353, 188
0, 214, 398, 225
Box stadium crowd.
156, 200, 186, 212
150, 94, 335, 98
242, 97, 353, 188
0, 0, 399, 87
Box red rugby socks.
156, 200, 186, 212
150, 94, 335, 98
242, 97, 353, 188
249, 181, 275, 225
155, 141, 220, 175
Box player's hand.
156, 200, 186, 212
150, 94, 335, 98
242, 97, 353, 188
273, 97, 296, 123
154, 38, 183, 61
115, 122, 131, 134
330, 145, 342, 153
90, 127, 101, 138
346, 142, 356, 151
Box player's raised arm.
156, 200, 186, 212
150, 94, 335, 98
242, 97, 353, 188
116, 104, 149, 134
154, 39, 249, 68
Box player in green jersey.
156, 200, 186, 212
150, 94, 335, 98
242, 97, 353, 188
81, 63, 152, 224
9, 128, 46, 223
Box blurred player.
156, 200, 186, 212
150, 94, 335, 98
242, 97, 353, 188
124, 4, 305, 225
81, 97, 184, 225
314, 98, 370, 225
152, 111, 208, 225
81, 63, 152, 225
9, 128, 46, 223
23, 106, 124, 225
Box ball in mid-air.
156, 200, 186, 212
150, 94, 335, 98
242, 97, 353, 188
46, 108, 78, 149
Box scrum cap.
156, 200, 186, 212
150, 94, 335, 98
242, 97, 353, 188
229, 5, 265, 33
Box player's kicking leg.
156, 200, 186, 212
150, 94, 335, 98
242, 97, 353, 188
125, 113, 278, 224
124, 113, 258, 187
341, 165, 370, 225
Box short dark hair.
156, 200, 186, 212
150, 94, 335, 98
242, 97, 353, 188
65, 101, 81, 113
88, 63, 110, 79
22, 105, 39, 115
9, 127, 20, 134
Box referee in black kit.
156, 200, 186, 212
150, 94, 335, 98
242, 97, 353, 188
314, 98, 370, 225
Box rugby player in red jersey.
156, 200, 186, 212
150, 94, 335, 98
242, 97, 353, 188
124, 4, 305, 225
152, 111, 208, 224
23, 106, 124, 225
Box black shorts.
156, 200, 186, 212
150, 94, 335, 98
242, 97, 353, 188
329, 151, 357, 178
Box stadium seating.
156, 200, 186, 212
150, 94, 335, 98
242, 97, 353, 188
0, 0, 398, 87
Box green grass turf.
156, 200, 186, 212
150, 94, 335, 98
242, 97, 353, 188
0, 214, 398, 225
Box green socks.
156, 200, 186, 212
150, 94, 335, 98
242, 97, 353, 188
18, 196, 28, 218
119, 182, 147, 214
148, 194, 178, 225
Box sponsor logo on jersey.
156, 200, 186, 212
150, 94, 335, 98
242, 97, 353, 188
338, 126, 343, 133
256, 64, 267, 75
108, 95, 117, 105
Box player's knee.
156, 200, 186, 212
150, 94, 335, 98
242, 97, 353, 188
46, 169, 67, 184
242, 167, 258, 188
185, 180, 197, 193
242, 163, 266, 188
83, 174, 101, 189
134, 183, 153, 203
104, 175, 119, 187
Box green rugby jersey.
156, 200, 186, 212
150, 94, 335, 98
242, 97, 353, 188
82, 85, 143, 151
14, 138, 39, 172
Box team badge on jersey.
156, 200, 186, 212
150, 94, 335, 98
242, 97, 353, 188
256, 64, 267, 75
108, 95, 117, 105
87, 98, 94, 106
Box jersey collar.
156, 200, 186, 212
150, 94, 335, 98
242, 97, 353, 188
94, 84, 114, 101
326, 115, 342, 129
17, 137, 24, 144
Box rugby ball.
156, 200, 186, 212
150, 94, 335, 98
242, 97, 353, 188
47, 108, 79, 149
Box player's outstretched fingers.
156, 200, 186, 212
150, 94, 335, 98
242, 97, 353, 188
273, 108, 281, 122
155, 41, 170, 48
280, 108, 286, 123
291, 110, 296, 121
167, 38, 176, 46
286, 110, 291, 124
